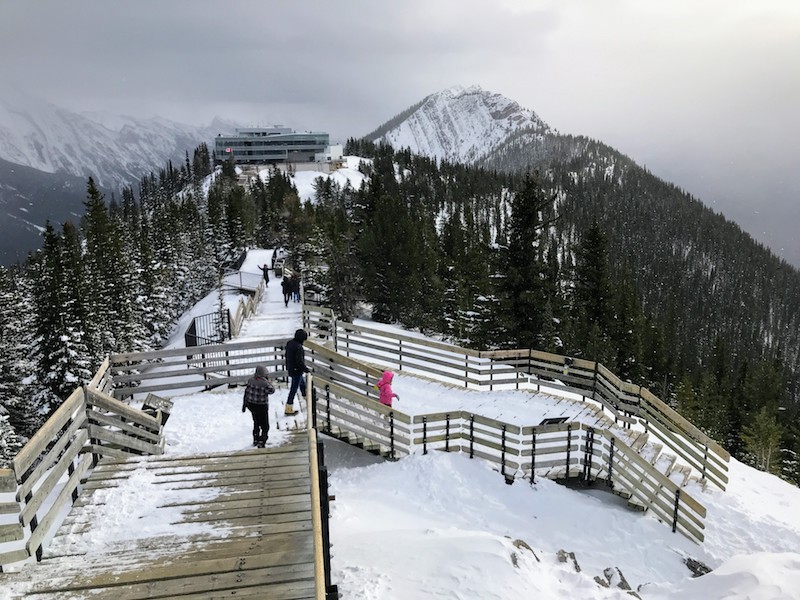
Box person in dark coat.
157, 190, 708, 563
281, 275, 291, 307
242, 365, 275, 447
284, 329, 310, 415
291, 273, 301, 302
257, 264, 269, 287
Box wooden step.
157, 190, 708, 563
627, 497, 648, 512
630, 431, 649, 453
653, 452, 677, 477
640, 442, 663, 465
668, 464, 692, 487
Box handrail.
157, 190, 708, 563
301, 346, 707, 544
0, 376, 165, 571
303, 304, 729, 490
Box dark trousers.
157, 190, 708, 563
247, 403, 270, 442
287, 374, 306, 406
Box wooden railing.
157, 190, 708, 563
230, 280, 264, 338
0, 359, 165, 570
301, 340, 707, 544
109, 337, 288, 399
303, 306, 729, 491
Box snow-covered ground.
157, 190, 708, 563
3, 249, 800, 599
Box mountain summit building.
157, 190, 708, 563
214, 127, 330, 165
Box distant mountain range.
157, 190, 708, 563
0, 95, 239, 264
366, 85, 800, 398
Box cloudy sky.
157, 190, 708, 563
1, 0, 799, 265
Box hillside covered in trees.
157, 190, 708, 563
1, 140, 798, 486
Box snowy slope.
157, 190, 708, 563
0, 93, 238, 188
367, 85, 550, 164
3, 252, 799, 599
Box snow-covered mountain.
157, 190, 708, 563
0, 93, 242, 264
366, 85, 550, 164
0, 93, 237, 189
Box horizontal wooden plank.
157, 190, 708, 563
88, 425, 163, 457
0, 468, 17, 492
27, 453, 92, 557
88, 410, 162, 443
14, 388, 85, 478
110, 337, 288, 364
0, 548, 29, 567
86, 388, 161, 431
0, 522, 23, 543
20, 429, 88, 526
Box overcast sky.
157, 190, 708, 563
1, 0, 799, 265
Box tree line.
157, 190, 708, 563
1, 139, 797, 484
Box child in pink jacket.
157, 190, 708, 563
377, 370, 399, 407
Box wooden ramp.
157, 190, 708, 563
4, 433, 319, 599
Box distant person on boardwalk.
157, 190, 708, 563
377, 370, 400, 408
257, 264, 269, 287
284, 329, 310, 415
291, 273, 301, 303
242, 365, 275, 447
281, 275, 291, 307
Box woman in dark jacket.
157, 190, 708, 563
284, 329, 309, 415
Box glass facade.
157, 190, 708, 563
214, 128, 330, 164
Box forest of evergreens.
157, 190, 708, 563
1, 139, 797, 485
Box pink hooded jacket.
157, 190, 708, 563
377, 371, 398, 407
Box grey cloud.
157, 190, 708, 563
1, 0, 798, 264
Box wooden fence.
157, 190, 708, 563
43, 332, 710, 546
303, 305, 729, 491
230, 280, 264, 338
109, 337, 291, 399
301, 340, 707, 544
0, 358, 165, 570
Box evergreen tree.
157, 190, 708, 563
741, 406, 783, 473
498, 173, 555, 348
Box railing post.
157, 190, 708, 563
565, 424, 572, 480
501, 425, 507, 478
68, 461, 79, 503
583, 427, 594, 483
464, 355, 469, 389
85, 385, 100, 466
469, 415, 475, 458
422, 417, 428, 455
607, 437, 615, 488
311, 386, 318, 430
445, 414, 451, 452
398, 340, 402, 371
702, 444, 708, 481
389, 411, 395, 460
24, 489, 42, 561
325, 385, 331, 434
672, 489, 681, 533
530, 430, 536, 485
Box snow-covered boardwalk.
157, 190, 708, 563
4, 434, 319, 599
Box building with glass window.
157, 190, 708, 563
214, 127, 330, 165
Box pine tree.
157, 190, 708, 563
498, 173, 555, 348
741, 406, 783, 473
571, 221, 613, 364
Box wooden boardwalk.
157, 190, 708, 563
3, 433, 320, 599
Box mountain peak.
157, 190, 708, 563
367, 86, 549, 164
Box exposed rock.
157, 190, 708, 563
508, 538, 539, 568
556, 549, 581, 572
684, 556, 713, 577
595, 566, 641, 599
